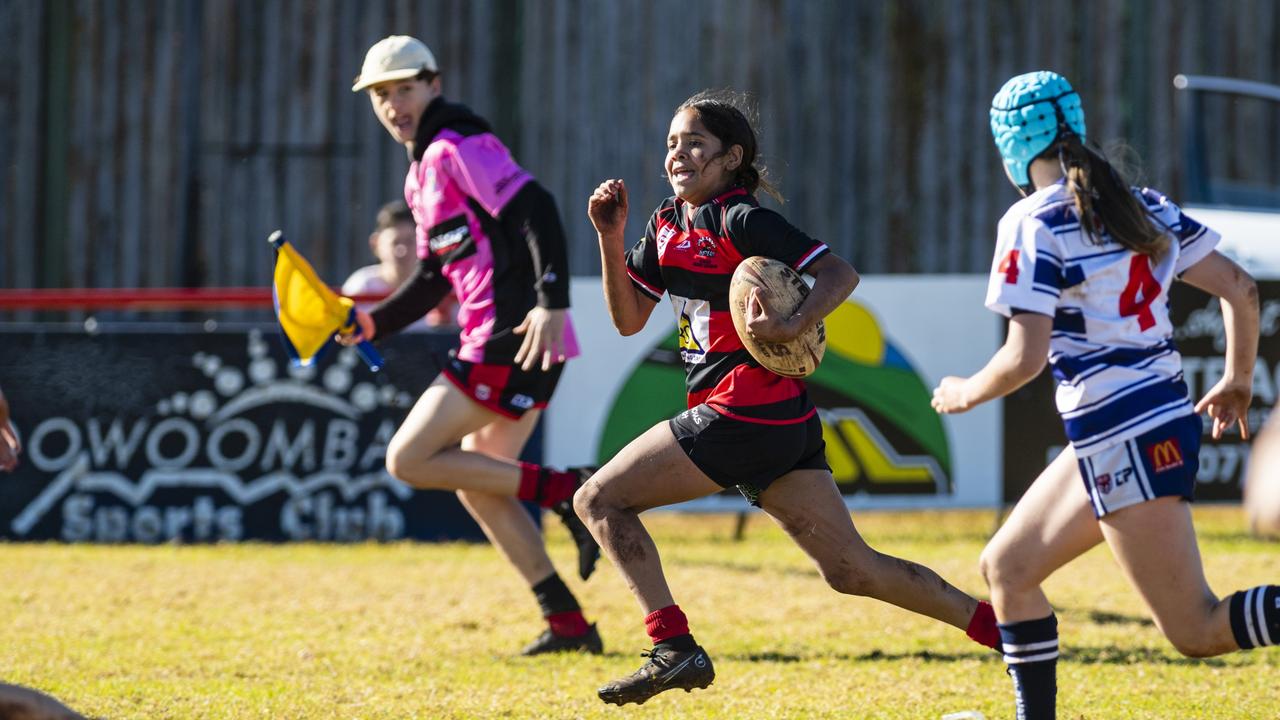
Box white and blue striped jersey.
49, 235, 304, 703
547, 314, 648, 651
985, 181, 1219, 454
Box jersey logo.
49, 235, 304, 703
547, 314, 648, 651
998, 249, 1020, 284
656, 225, 677, 255
674, 298, 709, 364
1147, 438, 1184, 473
675, 238, 691, 250
696, 236, 717, 258
1095, 473, 1112, 494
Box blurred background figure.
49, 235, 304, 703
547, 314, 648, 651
1245, 401, 1280, 535
342, 200, 458, 328
0, 384, 20, 472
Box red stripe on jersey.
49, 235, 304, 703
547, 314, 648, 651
627, 267, 663, 299
794, 243, 829, 271
705, 365, 807, 408
709, 404, 818, 425
706, 310, 743, 354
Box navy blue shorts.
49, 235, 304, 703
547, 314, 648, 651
1076, 413, 1201, 518
668, 404, 829, 506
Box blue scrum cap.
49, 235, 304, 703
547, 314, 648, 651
990, 71, 1086, 188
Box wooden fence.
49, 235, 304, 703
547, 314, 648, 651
1, 0, 1278, 297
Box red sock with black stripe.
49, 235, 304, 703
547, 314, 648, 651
517, 462, 578, 507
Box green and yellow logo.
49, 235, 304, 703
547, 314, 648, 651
597, 301, 950, 495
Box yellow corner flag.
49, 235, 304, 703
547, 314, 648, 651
269, 230, 383, 372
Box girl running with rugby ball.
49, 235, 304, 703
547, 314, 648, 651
581, 89, 1000, 706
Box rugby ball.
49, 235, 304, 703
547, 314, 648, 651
729, 256, 826, 378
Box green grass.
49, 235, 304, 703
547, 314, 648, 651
2, 508, 1277, 719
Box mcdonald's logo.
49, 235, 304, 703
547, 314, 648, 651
1147, 438, 1185, 473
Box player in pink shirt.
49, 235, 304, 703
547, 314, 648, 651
341, 35, 600, 656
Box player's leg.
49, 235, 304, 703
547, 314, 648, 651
980, 445, 1105, 720
386, 376, 586, 524
573, 420, 723, 705
1099, 497, 1240, 656
758, 467, 994, 641
1095, 415, 1278, 658
455, 410, 601, 655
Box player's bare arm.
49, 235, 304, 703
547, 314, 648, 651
932, 311, 1050, 414
1180, 250, 1259, 438
746, 253, 858, 343
0, 385, 20, 472
590, 179, 656, 336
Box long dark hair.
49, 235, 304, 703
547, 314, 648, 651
1055, 135, 1168, 258
675, 90, 783, 203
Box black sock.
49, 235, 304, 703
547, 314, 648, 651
531, 572, 580, 617
1229, 586, 1280, 649
999, 614, 1058, 720
655, 633, 698, 652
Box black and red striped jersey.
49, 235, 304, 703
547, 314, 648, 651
626, 188, 830, 424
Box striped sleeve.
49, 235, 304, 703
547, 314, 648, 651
1139, 188, 1221, 276
625, 213, 665, 301
985, 214, 1063, 318
728, 205, 830, 272
1171, 205, 1221, 276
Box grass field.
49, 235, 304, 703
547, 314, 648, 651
2, 507, 1277, 719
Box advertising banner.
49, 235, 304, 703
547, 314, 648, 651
546, 276, 1004, 511
0, 324, 523, 542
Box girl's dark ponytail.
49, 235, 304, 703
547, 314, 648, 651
1058, 136, 1168, 258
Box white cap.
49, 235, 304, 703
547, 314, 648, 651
352, 35, 439, 92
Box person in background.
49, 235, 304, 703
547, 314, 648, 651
0, 384, 19, 472
1244, 400, 1280, 534
341, 35, 601, 656
342, 200, 458, 327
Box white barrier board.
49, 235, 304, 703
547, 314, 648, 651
546, 276, 1003, 510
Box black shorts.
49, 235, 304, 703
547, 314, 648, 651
668, 404, 829, 505
439, 352, 563, 419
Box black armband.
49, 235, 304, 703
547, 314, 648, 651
499, 181, 572, 309
368, 259, 452, 339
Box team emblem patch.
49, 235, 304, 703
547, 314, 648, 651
1146, 437, 1184, 473
475, 383, 492, 402
1095, 473, 1112, 494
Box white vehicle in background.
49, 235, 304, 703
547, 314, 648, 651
1174, 74, 1280, 277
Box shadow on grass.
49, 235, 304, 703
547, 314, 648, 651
724, 649, 994, 664
721, 646, 1229, 667
668, 557, 821, 578
1071, 608, 1156, 628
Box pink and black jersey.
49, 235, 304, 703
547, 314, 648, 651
627, 189, 830, 424
379, 98, 579, 365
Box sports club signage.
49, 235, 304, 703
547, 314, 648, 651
0, 325, 506, 542
546, 277, 1004, 510
1002, 281, 1280, 503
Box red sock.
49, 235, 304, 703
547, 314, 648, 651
516, 462, 542, 503
644, 605, 691, 645
516, 462, 578, 508
547, 610, 589, 638
967, 600, 1000, 650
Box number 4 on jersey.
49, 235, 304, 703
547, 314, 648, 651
1119, 254, 1160, 331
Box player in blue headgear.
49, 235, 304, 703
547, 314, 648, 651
989, 70, 1086, 196
933, 70, 1273, 719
